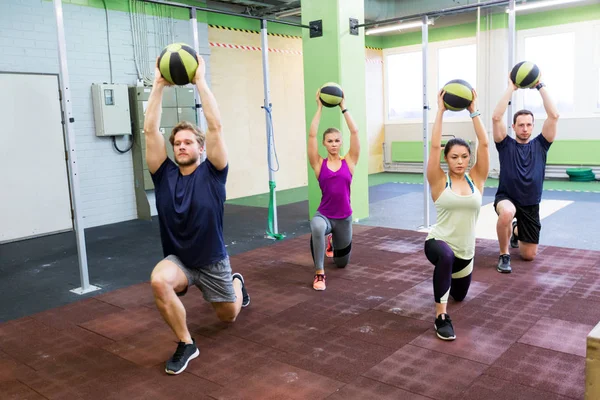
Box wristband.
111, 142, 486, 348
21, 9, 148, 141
342, 109, 349, 114
469, 110, 481, 118
535, 82, 546, 91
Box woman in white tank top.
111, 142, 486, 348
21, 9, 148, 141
424, 89, 490, 341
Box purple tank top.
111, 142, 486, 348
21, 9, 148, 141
317, 158, 353, 219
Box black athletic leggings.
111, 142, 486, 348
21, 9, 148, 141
310, 212, 352, 270
424, 239, 473, 304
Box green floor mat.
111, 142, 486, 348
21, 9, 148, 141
367, 172, 425, 186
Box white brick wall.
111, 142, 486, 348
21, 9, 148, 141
0, 0, 210, 229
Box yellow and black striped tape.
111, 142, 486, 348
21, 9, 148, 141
209, 25, 385, 49
209, 24, 301, 39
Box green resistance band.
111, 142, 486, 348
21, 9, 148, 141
266, 180, 285, 240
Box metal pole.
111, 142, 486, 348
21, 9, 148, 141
357, 0, 510, 29
260, 19, 278, 235
53, 0, 100, 295
142, 0, 310, 29
422, 15, 430, 229
507, 0, 516, 137
189, 8, 207, 161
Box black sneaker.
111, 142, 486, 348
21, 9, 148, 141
232, 273, 250, 307
165, 339, 199, 375
497, 254, 512, 273
510, 220, 519, 249
434, 313, 456, 341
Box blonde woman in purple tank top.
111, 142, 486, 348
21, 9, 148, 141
307, 89, 361, 291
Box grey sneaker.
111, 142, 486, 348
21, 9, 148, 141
497, 254, 512, 273
434, 313, 456, 340
510, 220, 519, 249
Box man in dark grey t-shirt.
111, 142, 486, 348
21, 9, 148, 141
491, 76, 559, 273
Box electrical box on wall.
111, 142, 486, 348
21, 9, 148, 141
91, 83, 132, 136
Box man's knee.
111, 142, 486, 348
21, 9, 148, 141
151, 273, 171, 297
150, 261, 186, 299
214, 303, 237, 323
518, 241, 538, 261
218, 313, 236, 323
497, 209, 514, 225
520, 250, 537, 261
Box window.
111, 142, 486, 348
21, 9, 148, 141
522, 32, 575, 113
594, 25, 600, 111
437, 44, 477, 118
386, 51, 422, 120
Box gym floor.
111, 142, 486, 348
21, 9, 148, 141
1, 172, 599, 399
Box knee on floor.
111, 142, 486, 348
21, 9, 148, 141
451, 293, 467, 302
216, 310, 237, 323
334, 258, 348, 268
521, 252, 536, 261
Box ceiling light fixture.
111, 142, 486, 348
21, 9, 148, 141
365, 19, 434, 36
274, 8, 301, 18
506, 0, 587, 13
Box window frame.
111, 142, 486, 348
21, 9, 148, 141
383, 37, 477, 125
515, 21, 600, 119
383, 44, 423, 124
436, 41, 478, 121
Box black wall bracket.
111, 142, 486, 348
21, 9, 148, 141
349, 18, 359, 36
310, 20, 322, 38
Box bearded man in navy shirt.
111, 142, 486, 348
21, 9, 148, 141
145, 55, 250, 375
492, 76, 560, 274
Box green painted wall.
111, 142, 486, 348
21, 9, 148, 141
302, 1, 341, 221
546, 140, 600, 166
381, 21, 478, 48
380, 4, 600, 49
47, 0, 206, 21
53, 0, 302, 35
516, 4, 600, 30
302, 0, 369, 220
53, 0, 383, 48
390, 139, 600, 165
391, 141, 447, 163
339, 0, 369, 221
365, 36, 384, 49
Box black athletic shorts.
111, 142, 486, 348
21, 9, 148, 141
494, 196, 541, 244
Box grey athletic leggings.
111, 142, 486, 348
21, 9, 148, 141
310, 211, 352, 271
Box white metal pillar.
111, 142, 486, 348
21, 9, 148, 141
190, 8, 207, 161
260, 19, 279, 237
53, 0, 100, 295
507, 0, 516, 136
422, 15, 430, 229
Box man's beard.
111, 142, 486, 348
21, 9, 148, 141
175, 153, 199, 166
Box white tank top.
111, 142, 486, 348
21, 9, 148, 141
426, 174, 482, 260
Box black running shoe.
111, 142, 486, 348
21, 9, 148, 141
165, 339, 199, 375
497, 254, 512, 273
434, 313, 456, 341
510, 220, 519, 249
232, 273, 250, 307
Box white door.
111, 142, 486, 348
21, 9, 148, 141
0, 73, 73, 243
